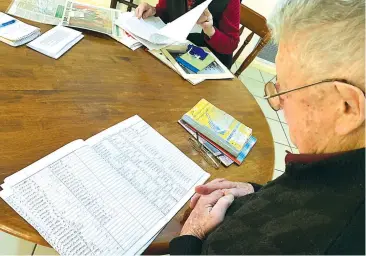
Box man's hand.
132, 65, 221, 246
135, 2, 156, 19
181, 190, 234, 240
190, 178, 255, 209
197, 8, 215, 37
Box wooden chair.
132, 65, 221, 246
233, 4, 271, 77
110, 0, 137, 11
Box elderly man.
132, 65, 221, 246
169, 0, 365, 254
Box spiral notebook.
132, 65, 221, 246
0, 12, 40, 46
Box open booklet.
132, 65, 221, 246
0, 115, 210, 255
149, 48, 205, 85
162, 44, 234, 80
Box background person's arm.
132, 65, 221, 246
204, 0, 240, 54
155, 0, 168, 21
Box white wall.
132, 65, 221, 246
236, 0, 279, 63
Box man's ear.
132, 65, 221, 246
334, 81, 365, 135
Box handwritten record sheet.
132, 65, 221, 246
0, 116, 210, 255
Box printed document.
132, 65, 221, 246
0, 115, 210, 255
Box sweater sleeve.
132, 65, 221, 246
204, 0, 240, 54
155, 0, 168, 21
248, 182, 263, 192
169, 235, 203, 255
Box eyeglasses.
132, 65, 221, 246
263, 76, 350, 111
188, 137, 220, 169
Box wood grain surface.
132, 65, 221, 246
0, 1, 274, 253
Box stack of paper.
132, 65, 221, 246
115, 0, 212, 50
0, 12, 40, 46
115, 12, 170, 50
113, 25, 142, 50
27, 25, 83, 59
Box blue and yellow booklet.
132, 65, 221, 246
176, 51, 215, 73
182, 99, 253, 158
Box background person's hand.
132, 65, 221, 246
181, 190, 234, 240
197, 8, 215, 37
135, 2, 156, 19
190, 178, 254, 208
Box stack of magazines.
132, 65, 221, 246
179, 99, 257, 167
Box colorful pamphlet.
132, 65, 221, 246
182, 99, 252, 157
176, 45, 215, 73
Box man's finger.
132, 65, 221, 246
210, 194, 234, 222
195, 180, 237, 195
199, 190, 224, 206
190, 193, 201, 209
222, 186, 254, 198
190, 179, 225, 209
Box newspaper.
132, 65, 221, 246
61, 1, 142, 50
6, 0, 142, 50
6, 0, 66, 25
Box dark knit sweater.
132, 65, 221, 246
170, 148, 365, 254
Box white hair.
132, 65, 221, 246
268, 0, 365, 88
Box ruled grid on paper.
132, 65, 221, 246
0, 115, 210, 255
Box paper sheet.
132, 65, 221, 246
116, 0, 212, 45
1, 115, 210, 255
157, 0, 212, 42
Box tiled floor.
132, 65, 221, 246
0, 63, 296, 255
232, 62, 298, 180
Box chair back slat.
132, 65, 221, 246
111, 0, 137, 10
234, 4, 271, 76
233, 31, 254, 62
239, 25, 245, 36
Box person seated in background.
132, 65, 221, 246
135, 0, 240, 68
169, 0, 365, 254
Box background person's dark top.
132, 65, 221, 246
156, 0, 235, 68
170, 148, 365, 254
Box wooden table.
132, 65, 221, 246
0, 3, 274, 254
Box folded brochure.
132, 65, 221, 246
176, 48, 215, 73
182, 99, 252, 157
